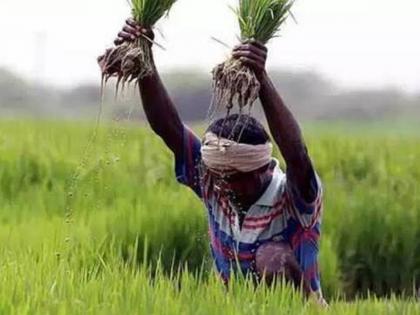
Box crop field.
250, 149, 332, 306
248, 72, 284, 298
0, 120, 419, 314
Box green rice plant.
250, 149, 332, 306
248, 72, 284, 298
0, 120, 419, 310
211, 0, 294, 122
131, 0, 177, 27
237, 0, 294, 44
99, 0, 177, 90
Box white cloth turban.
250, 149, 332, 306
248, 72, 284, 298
201, 132, 273, 173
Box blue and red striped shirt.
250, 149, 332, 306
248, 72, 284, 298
175, 126, 324, 294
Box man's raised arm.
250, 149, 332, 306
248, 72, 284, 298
258, 71, 316, 202
232, 41, 317, 202
113, 19, 184, 158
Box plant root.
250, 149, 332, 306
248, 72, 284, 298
98, 39, 154, 97
209, 58, 260, 141
210, 58, 260, 119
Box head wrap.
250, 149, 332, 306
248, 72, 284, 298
201, 132, 273, 173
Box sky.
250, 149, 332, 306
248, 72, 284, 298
0, 0, 419, 92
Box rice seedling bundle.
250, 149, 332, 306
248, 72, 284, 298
99, 0, 177, 90
211, 0, 294, 118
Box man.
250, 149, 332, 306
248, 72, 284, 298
108, 19, 325, 304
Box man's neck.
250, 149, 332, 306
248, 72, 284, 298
233, 173, 273, 228
242, 177, 272, 209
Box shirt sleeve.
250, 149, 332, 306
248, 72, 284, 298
175, 125, 203, 198
294, 235, 322, 294
286, 168, 323, 229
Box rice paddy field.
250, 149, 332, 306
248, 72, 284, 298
0, 120, 419, 314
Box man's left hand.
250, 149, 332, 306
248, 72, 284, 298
232, 40, 268, 79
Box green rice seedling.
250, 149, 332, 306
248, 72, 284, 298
211, 0, 294, 122
99, 0, 177, 91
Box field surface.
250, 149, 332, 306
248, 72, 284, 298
0, 120, 419, 314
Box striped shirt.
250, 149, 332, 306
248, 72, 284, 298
175, 126, 324, 294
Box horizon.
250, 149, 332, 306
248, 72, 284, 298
1, 65, 419, 97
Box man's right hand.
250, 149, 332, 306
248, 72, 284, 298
114, 18, 155, 46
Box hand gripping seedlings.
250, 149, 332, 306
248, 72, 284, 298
211, 0, 295, 118
98, 0, 177, 92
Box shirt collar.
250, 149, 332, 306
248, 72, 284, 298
253, 158, 284, 207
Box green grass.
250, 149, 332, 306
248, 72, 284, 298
0, 120, 419, 314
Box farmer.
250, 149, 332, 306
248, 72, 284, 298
107, 19, 326, 304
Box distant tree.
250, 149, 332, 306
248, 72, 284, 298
0, 67, 418, 122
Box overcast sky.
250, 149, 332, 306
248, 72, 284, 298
1, 0, 419, 92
